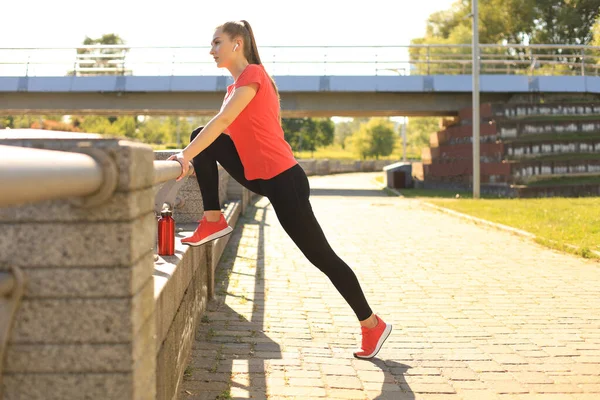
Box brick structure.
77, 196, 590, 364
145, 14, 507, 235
421, 103, 600, 195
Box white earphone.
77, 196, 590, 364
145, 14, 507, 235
233, 44, 239, 52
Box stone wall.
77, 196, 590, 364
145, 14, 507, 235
297, 159, 395, 176
153, 201, 247, 400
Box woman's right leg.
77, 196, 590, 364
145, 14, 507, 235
190, 127, 265, 212
183, 128, 265, 246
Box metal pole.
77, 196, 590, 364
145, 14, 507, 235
176, 117, 181, 149
472, 0, 480, 199
402, 117, 407, 162
153, 160, 194, 185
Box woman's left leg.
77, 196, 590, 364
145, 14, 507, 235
263, 165, 392, 358
262, 165, 373, 321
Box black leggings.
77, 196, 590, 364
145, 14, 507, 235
190, 128, 373, 321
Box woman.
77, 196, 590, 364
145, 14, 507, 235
168, 20, 391, 359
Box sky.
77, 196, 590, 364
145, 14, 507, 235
0, 0, 456, 48
1, 0, 458, 121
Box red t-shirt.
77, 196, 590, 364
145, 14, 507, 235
222, 64, 297, 180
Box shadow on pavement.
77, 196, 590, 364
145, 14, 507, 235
180, 198, 280, 400
367, 359, 414, 399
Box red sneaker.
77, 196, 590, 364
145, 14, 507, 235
353, 315, 392, 359
181, 214, 233, 246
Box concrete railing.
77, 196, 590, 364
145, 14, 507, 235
0, 132, 256, 400
0, 134, 159, 400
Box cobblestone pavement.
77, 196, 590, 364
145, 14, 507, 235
180, 172, 600, 400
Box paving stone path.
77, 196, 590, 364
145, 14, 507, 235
180, 172, 600, 400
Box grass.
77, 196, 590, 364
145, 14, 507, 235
396, 188, 476, 199
506, 153, 600, 162
183, 366, 193, 379
206, 328, 216, 341
509, 114, 600, 122
507, 131, 600, 143
400, 187, 600, 258
216, 389, 232, 400
526, 175, 600, 187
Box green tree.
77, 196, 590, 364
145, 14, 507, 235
410, 0, 600, 74
0, 115, 69, 129
531, 0, 600, 45
175, 117, 193, 147
137, 117, 169, 144
113, 116, 138, 139
282, 118, 311, 150
82, 33, 124, 46
73, 33, 128, 76
79, 115, 120, 135
282, 117, 335, 155
347, 118, 397, 160
593, 18, 600, 46
348, 128, 371, 160
334, 117, 369, 149
0, 115, 33, 129
407, 117, 441, 149
309, 118, 335, 155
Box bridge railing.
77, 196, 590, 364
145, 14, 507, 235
1, 44, 599, 77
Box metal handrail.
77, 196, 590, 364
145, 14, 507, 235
2, 44, 599, 77
0, 145, 193, 208
153, 160, 194, 185
0, 145, 103, 207
2, 44, 600, 50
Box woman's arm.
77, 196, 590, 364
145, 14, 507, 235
168, 83, 258, 180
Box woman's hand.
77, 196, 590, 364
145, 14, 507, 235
167, 152, 190, 181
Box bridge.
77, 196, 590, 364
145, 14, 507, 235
2, 44, 600, 117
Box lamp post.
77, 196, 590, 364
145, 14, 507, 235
402, 117, 407, 162
472, 0, 480, 199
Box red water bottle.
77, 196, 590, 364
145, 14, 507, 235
158, 208, 175, 256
